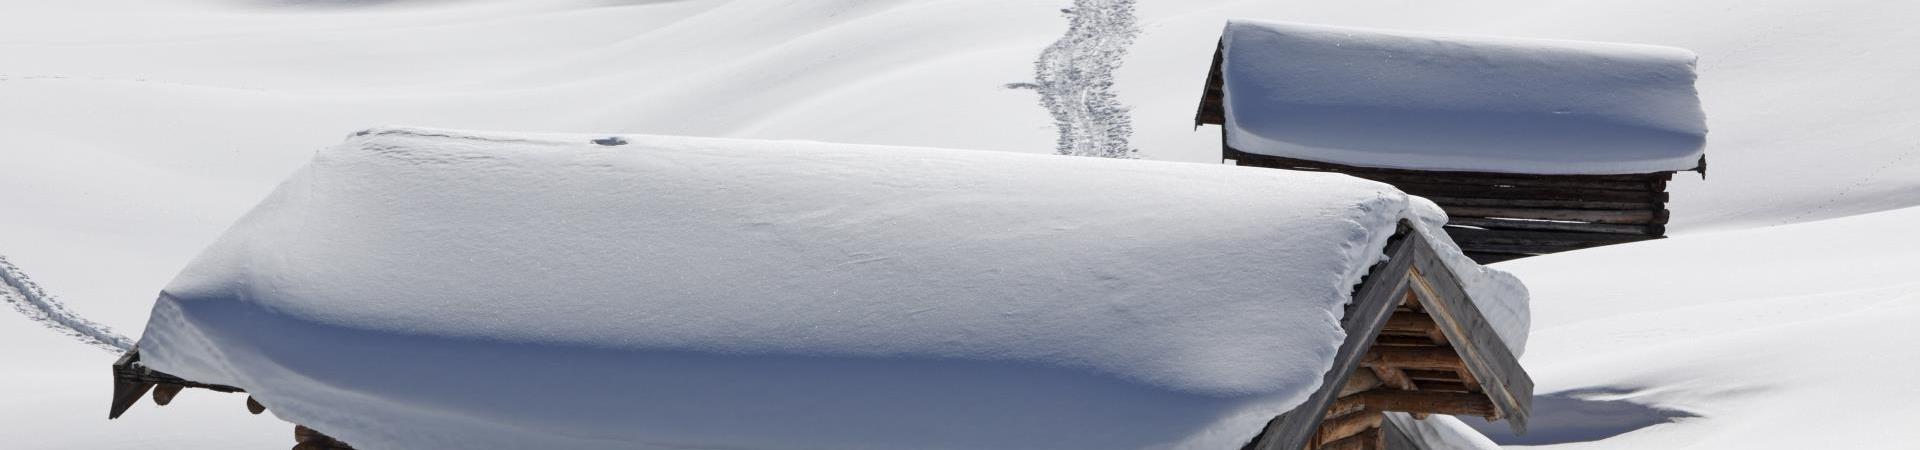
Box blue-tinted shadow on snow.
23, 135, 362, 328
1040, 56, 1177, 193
143, 295, 1281, 450
1464, 388, 1698, 446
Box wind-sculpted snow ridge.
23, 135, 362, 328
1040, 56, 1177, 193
0, 254, 134, 353
1027, 0, 1140, 158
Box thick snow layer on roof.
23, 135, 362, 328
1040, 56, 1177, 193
137, 127, 1526, 450
1220, 20, 1708, 175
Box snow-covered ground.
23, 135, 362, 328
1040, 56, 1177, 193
2, 0, 1917, 448
1480, 204, 1920, 448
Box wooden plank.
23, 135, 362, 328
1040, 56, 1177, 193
1442, 206, 1669, 225
1346, 390, 1497, 417
1452, 242, 1601, 255
1446, 218, 1663, 236
1359, 172, 1667, 192
1401, 369, 1463, 382
1405, 232, 1534, 432
1395, 183, 1668, 203
1194, 40, 1226, 126
1366, 347, 1466, 371
109, 346, 247, 420
1342, 370, 1384, 397
1328, 396, 1371, 419
1248, 228, 1416, 450
1427, 196, 1658, 211
1410, 380, 1475, 394
1444, 228, 1662, 247
1373, 335, 1447, 347
1461, 252, 1532, 264
1321, 428, 1382, 450
1224, 148, 1682, 180
108, 380, 154, 420
1318, 412, 1385, 446
151, 384, 183, 406
1381, 313, 1437, 333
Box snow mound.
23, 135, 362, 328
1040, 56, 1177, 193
1219, 20, 1707, 175
135, 128, 1524, 450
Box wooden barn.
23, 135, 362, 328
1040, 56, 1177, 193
1196, 20, 1709, 263
1240, 224, 1532, 450
105, 128, 1531, 450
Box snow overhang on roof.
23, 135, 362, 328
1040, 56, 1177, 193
132, 127, 1529, 450
1201, 20, 1708, 175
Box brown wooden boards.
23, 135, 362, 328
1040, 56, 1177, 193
108, 346, 243, 419
1342, 391, 1496, 417
1195, 40, 1227, 126
1405, 231, 1533, 432
1224, 148, 1674, 263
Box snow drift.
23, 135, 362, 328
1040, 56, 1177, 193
135, 128, 1525, 450
1218, 20, 1707, 175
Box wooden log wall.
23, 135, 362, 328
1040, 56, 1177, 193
1225, 149, 1672, 264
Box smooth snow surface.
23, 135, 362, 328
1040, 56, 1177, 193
138, 128, 1525, 450
1218, 20, 1707, 175
1481, 204, 1920, 448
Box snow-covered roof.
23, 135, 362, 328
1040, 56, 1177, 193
1212, 20, 1708, 175
137, 127, 1526, 450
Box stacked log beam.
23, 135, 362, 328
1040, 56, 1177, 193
1223, 149, 1675, 263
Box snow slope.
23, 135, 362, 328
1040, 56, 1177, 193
2, 0, 1918, 448
1476, 203, 1920, 448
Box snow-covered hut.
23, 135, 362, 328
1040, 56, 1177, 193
1195, 20, 1709, 263
109, 128, 1532, 450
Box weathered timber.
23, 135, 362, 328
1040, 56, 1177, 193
1446, 218, 1663, 236
1342, 370, 1384, 397
1410, 380, 1475, 394
1382, 314, 1437, 333
1321, 428, 1383, 450
1451, 363, 1483, 394
1441, 206, 1668, 225
294, 425, 356, 450
1449, 242, 1597, 256
1394, 182, 1668, 203
1194, 41, 1226, 126
1317, 412, 1385, 446
1400, 369, 1463, 383
1366, 347, 1466, 371
1219, 145, 1677, 261
1461, 252, 1531, 264
1373, 335, 1446, 347
1406, 232, 1533, 432
1428, 196, 1658, 211
1327, 397, 1370, 420
1248, 227, 1414, 450
1348, 171, 1668, 192
1346, 390, 1497, 418
109, 346, 243, 420
1369, 365, 1417, 392
1224, 149, 1678, 181
1443, 228, 1661, 247
152, 384, 183, 406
